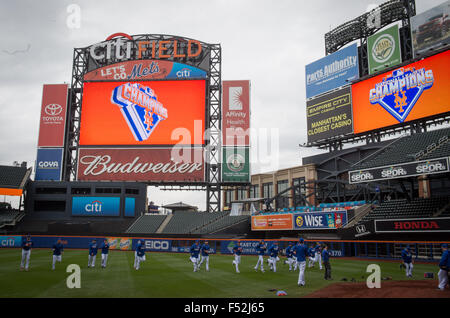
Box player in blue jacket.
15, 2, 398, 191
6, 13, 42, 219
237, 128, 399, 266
285, 242, 295, 271
20, 235, 33, 271
293, 238, 308, 286
88, 239, 98, 268
52, 238, 64, 270
322, 244, 332, 280
307, 244, 315, 268
101, 239, 110, 269
199, 241, 211, 272
254, 239, 266, 272
232, 241, 243, 273
135, 241, 146, 270
401, 245, 413, 278
190, 240, 201, 272
268, 242, 280, 272
314, 242, 323, 270
437, 243, 449, 290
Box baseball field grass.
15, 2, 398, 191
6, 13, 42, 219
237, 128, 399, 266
0, 249, 440, 298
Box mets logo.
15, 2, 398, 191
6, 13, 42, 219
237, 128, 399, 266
369, 67, 434, 123
296, 216, 304, 228
111, 83, 168, 142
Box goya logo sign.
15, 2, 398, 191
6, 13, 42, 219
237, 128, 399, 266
35, 148, 63, 181
369, 67, 434, 123
72, 197, 120, 216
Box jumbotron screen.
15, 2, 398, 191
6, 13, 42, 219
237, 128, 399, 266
79, 79, 206, 146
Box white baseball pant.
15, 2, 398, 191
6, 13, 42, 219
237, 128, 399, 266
21, 249, 31, 270
297, 261, 306, 286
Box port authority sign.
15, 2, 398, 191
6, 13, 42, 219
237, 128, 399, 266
349, 157, 450, 184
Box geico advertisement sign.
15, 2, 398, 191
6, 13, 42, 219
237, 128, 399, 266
142, 240, 171, 251
0, 236, 21, 247
72, 197, 120, 216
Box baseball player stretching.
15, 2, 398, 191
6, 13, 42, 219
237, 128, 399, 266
20, 235, 33, 271
88, 239, 98, 268
189, 240, 201, 272
52, 239, 64, 270
254, 240, 266, 272
199, 241, 211, 271
294, 238, 308, 286
437, 243, 449, 291
232, 241, 243, 273
285, 242, 295, 271
401, 245, 413, 278
268, 242, 280, 272
101, 239, 110, 269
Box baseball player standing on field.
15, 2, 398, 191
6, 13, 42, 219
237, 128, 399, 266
20, 235, 33, 271
51, 238, 64, 270
401, 245, 413, 278
307, 244, 315, 268
268, 242, 280, 272
437, 243, 449, 291
199, 240, 211, 272
232, 241, 243, 273
134, 240, 143, 269
322, 244, 332, 280
314, 242, 323, 270
293, 238, 308, 286
254, 239, 266, 272
101, 239, 110, 269
135, 241, 146, 270
189, 240, 201, 272
88, 239, 98, 268
285, 242, 295, 271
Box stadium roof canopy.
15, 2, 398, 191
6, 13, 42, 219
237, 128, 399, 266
0, 165, 32, 196
162, 201, 198, 212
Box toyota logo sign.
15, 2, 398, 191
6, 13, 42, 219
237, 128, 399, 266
44, 104, 63, 116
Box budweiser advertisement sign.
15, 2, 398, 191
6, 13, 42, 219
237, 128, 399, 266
38, 84, 68, 147
222, 80, 250, 146
77, 148, 204, 182
375, 217, 450, 233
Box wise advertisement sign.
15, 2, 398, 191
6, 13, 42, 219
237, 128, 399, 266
222, 147, 250, 182
368, 24, 402, 75
349, 157, 450, 184
411, 1, 450, 58
251, 214, 293, 231
306, 86, 353, 143
305, 43, 359, 99
77, 148, 204, 182
222, 80, 250, 146
37, 84, 68, 147
72, 197, 120, 217
294, 212, 347, 230
352, 50, 450, 134
84, 60, 207, 82
79, 80, 206, 146
35, 148, 63, 181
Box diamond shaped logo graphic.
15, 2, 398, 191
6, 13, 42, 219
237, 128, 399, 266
369, 67, 434, 123
111, 83, 168, 141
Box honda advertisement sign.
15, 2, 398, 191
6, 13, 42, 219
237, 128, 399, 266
35, 148, 64, 181
349, 157, 450, 184
375, 217, 450, 233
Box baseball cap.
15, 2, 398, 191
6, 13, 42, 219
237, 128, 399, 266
442, 243, 448, 248
299, 238, 304, 243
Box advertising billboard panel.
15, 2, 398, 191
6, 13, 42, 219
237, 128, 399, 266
375, 217, 450, 233
368, 24, 402, 75
306, 86, 353, 143
251, 214, 293, 231
37, 84, 68, 147
222, 80, 250, 146
79, 80, 206, 146
222, 147, 250, 182
77, 147, 204, 182
352, 50, 450, 134
305, 43, 359, 99
35, 148, 64, 181
293, 211, 347, 229
72, 197, 121, 216
411, 1, 450, 57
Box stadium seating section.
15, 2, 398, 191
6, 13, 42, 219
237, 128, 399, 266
0, 165, 30, 189
126, 215, 167, 234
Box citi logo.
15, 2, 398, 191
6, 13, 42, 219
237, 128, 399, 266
85, 200, 102, 212
176, 68, 191, 78
44, 104, 63, 116
1, 237, 17, 247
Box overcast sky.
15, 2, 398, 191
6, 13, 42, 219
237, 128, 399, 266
0, 0, 445, 210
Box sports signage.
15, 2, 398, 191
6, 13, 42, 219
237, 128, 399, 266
35, 148, 64, 181
251, 214, 293, 231
37, 84, 68, 147
352, 49, 450, 134
375, 217, 450, 233
306, 86, 353, 143
368, 24, 402, 75
124, 198, 135, 217
77, 148, 204, 182
0, 236, 22, 248
305, 43, 359, 99
293, 211, 347, 230
411, 1, 450, 58
72, 197, 121, 216
222, 147, 250, 182
222, 80, 250, 146
79, 80, 206, 146
349, 157, 450, 184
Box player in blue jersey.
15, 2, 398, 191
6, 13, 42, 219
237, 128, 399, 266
285, 242, 295, 271
401, 245, 413, 278
307, 244, 315, 268
190, 240, 201, 272
438, 243, 449, 290
199, 240, 211, 271
101, 239, 110, 269
254, 239, 266, 272
293, 238, 308, 286
20, 235, 33, 271
52, 238, 64, 270
322, 244, 332, 280
314, 242, 323, 270
88, 239, 98, 268
135, 241, 146, 270
134, 240, 143, 269
268, 242, 280, 272
232, 241, 243, 273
